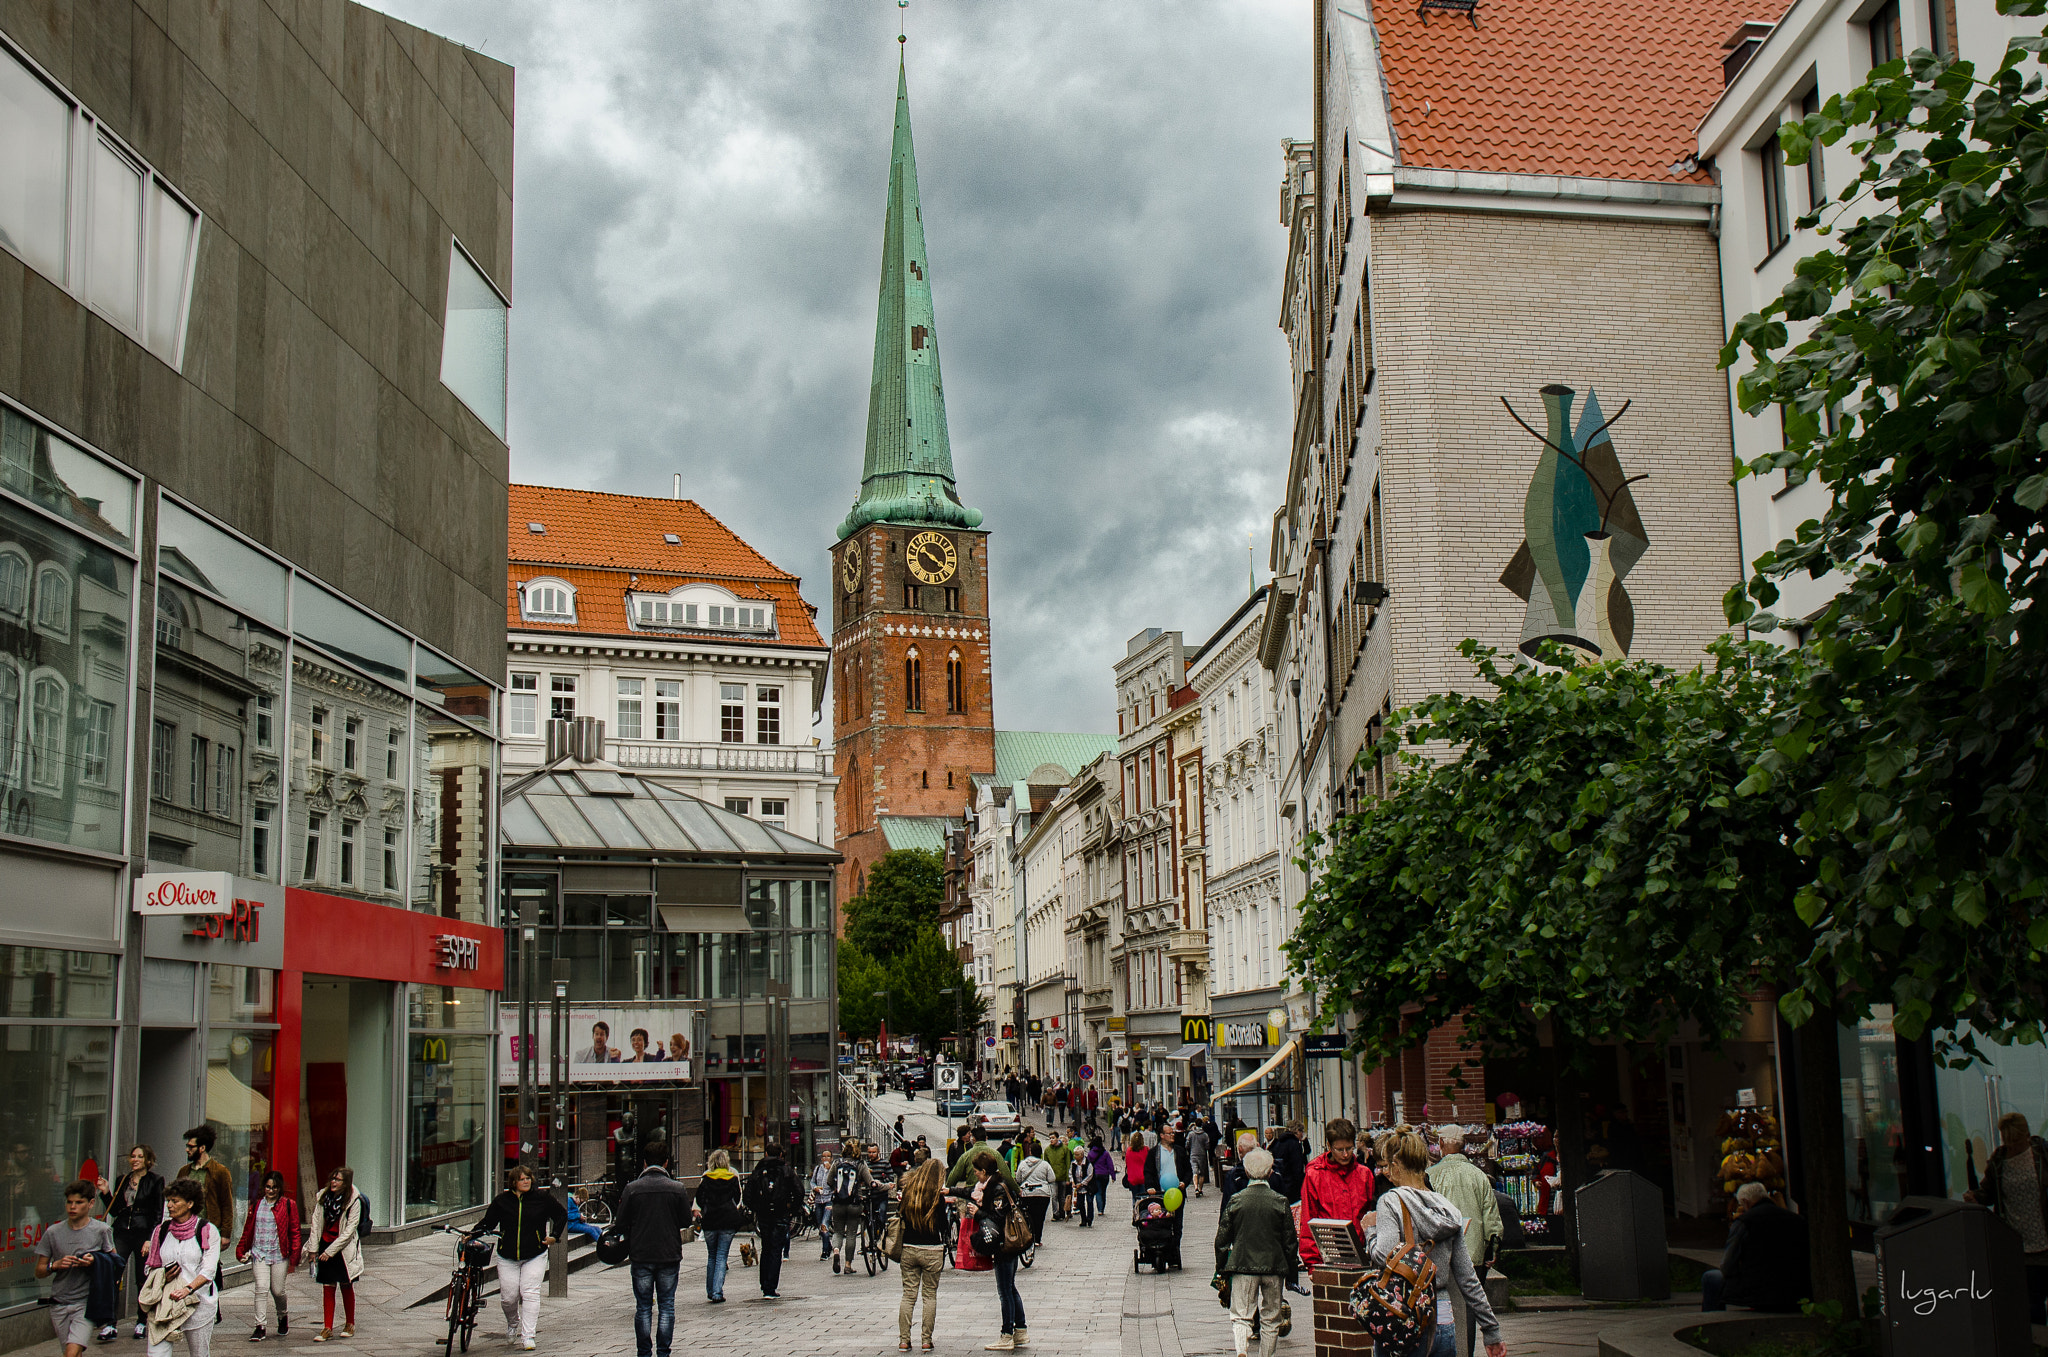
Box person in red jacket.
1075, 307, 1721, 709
1298, 1118, 1377, 1270
235, 1171, 303, 1341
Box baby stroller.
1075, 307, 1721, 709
1131, 1188, 1183, 1273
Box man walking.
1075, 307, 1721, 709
1268, 1122, 1307, 1205
1215, 1149, 1297, 1357
619, 1138, 695, 1357
1429, 1127, 1504, 1355
743, 1143, 798, 1299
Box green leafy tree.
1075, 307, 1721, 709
1287, 642, 1811, 1275
838, 939, 889, 1041
1723, 5, 2048, 1058
844, 849, 947, 964
889, 925, 990, 1057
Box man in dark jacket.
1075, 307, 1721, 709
1218, 1130, 1261, 1214
1216, 1149, 1299, 1357
618, 1139, 695, 1357
1268, 1123, 1308, 1205
1701, 1183, 1810, 1313
742, 1144, 798, 1299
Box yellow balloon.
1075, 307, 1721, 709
1163, 1188, 1184, 1212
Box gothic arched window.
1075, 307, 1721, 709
905, 648, 924, 713
946, 649, 964, 713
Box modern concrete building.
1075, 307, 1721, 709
0, 1, 512, 1327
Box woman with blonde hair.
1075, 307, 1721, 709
893, 1159, 948, 1350
1364, 1129, 1506, 1357
692, 1149, 745, 1303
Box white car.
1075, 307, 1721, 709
971, 1101, 1022, 1137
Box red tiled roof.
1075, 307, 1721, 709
507, 485, 824, 650
1375, 0, 1781, 183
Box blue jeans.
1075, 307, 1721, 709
1701, 1268, 1726, 1312
630, 1262, 679, 1357
1376, 1326, 1454, 1357
993, 1252, 1026, 1333
1090, 1178, 1109, 1218
816, 1203, 833, 1254
703, 1230, 735, 1299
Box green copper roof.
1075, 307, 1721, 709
837, 61, 982, 541
879, 815, 955, 854
992, 731, 1117, 786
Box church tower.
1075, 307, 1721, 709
830, 59, 995, 907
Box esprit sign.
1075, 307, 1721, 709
134, 872, 234, 916
188, 897, 263, 943
432, 935, 480, 971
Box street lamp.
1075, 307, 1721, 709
874, 989, 894, 1060
940, 987, 964, 1067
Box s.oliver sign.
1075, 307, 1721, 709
134, 872, 234, 915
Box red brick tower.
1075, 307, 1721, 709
830, 59, 995, 908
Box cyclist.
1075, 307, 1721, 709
471, 1166, 565, 1350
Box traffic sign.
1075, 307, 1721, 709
1052, 1036, 1067, 1052
1077, 1063, 1094, 1081
984, 1036, 996, 1048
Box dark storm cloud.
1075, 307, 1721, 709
370, 1, 1307, 734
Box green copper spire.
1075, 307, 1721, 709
837, 59, 982, 541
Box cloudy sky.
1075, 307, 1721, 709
371, 0, 1309, 737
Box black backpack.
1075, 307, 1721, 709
831, 1162, 862, 1206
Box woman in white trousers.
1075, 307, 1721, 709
471, 1166, 566, 1350
143, 1179, 220, 1357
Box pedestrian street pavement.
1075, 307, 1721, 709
11, 1091, 1629, 1357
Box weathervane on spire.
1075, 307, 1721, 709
899, 0, 908, 46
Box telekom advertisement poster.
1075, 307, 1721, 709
500, 1006, 700, 1084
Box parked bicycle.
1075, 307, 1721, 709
434, 1225, 499, 1353
569, 1180, 617, 1227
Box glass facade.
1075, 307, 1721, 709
0, 407, 137, 856
0, 947, 117, 1310
1935, 1024, 2048, 1201
1840, 1006, 1906, 1231
406, 984, 492, 1222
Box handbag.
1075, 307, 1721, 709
1346, 1195, 1438, 1357
998, 1192, 1035, 1255
882, 1212, 905, 1261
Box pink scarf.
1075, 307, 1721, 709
145, 1214, 207, 1271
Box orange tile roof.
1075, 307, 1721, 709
507, 485, 825, 650
1375, 0, 1782, 182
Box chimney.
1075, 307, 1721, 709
1722, 21, 1774, 85
571, 716, 606, 763
672, 473, 681, 500
545, 718, 574, 763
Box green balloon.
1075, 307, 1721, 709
1163, 1187, 1184, 1212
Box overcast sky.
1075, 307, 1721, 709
371, 0, 1308, 737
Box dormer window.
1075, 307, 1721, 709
630, 585, 775, 635
521, 577, 576, 623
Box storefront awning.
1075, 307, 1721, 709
656, 904, 754, 935
1209, 1039, 1298, 1102
1160, 1043, 1209, 1062
206, 1065, 272, 1129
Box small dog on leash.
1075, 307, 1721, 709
738, 1239, 758, 1267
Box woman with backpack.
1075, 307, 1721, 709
1013, 1146, 1056, 1243
140, 1178, 221, 1357
952, 1153, 1029, 1349
827, 1141, 874, 1275
98, 1144, 165, 1341
302, 1167, 366, 1342
1361, 1130, 1506, 1357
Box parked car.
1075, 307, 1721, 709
936, 1091, 977, 1117
970, 1101, 1022, 1137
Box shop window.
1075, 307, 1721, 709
617, 677, 644, 740
720, 684, 745, 743
508, 673, 538, 736
439, 238, 509, 440
655, 680, 680, 740
756, 686, 780, 745
0, 1022, 114, 1307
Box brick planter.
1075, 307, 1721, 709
1313, 1267, 1373, 1357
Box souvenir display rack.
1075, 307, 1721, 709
1492, 1118, 1551, 1236
1712, 1106, 1786, 1219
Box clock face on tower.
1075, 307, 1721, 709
907, 531, 958, 585
842, 542, 863, 593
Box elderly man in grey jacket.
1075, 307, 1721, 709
1215, 1148, 1298, 1357
1427, 1126, 1503, 1357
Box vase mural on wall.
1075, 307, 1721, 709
1498, 384, 1649, 659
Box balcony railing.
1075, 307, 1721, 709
608, 738, 832, 774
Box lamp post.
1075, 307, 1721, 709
874, 989, 893, 1062
940, 986, 964, 1068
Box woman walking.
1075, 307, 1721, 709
1013, 1146, 1055, 1244
301, 1168, 365, 1342
1084, 1137, 1114, 1227
140, 1179, 221, 1357
692, 1149, 746, 1303
955, 1154, 1028, 1349
233, 1171, 301, 1341
1364, 1129, 1507, 1357
1121, 1133, 1152, 1206
98, 1144, 165, 1341
472, 1166, 566, 1348
894, 1160, 949, 1351
811, 1148, 838, 1260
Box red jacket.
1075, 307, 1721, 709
236, 1194, 304, 1265
1297, 1152, 1377, 1268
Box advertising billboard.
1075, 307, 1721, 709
500, 1005, 701, 1084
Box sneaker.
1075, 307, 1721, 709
313, 1331, 330, 1344
97, 1327, 118, 1344
341, 1325, 354, 1340
984, 1337, 1014, 1352
508, 1328, 520, 1344
134, 1324, 147, 1340
249, 1326, 267, 1343
522, 1343, 536, 1352
833, 1256, 841, 1274
278, 1319, 290, 1338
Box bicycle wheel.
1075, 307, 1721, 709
443, 1274, 466, 1352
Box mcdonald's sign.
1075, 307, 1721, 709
1180, 1015, 1213, 1046
419, 1037, 449, 1064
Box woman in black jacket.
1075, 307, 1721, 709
96, 1144, 165, 1340
691, 1150, 747, 1304
472, 1167, 566, 1349
953, 1156, 1028, 1350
